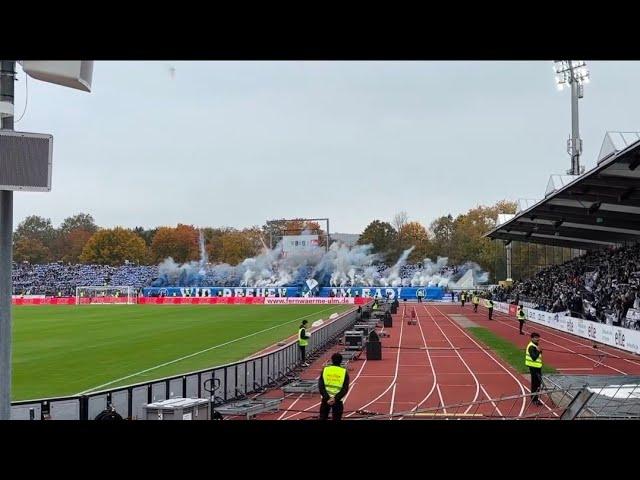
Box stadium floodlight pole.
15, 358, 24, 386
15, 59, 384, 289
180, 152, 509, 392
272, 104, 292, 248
0, 60, 15, 420
554, 60, 590, 176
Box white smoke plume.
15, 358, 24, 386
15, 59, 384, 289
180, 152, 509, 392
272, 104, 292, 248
151, 238, 490, 288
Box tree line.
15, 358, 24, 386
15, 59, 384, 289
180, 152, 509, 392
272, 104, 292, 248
358, 201, 517, 275
11, 215, 328, 267
12, 204, 525, 279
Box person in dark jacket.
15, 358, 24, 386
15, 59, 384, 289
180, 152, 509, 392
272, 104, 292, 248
318, 352, 350, 420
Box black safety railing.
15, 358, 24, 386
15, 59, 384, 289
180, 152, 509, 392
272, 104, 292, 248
10, 307, 361, 420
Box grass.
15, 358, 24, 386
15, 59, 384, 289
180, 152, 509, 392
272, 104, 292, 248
467, 327, 557, 375
12, 304, 350, 401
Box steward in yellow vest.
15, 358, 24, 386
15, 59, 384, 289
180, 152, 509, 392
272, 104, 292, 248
485, 298, 494, 320
472, 294, 479, 312
318, 352, 350, 420
525, 332, 543, 406
517, 306, 526, 335
298, 320, 310, 366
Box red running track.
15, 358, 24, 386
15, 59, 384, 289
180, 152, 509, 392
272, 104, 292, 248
249, 304, 561, 420
440, 303, 640, 376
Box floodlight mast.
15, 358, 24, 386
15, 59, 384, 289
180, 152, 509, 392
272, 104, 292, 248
0, 61, 92, 419
554, 60, 590, 176
0, 60, 15, 420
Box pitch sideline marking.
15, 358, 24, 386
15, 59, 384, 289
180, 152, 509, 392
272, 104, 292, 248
76, 306, 343, 395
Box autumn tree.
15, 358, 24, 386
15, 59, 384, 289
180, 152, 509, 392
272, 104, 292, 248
13, 237, 51, 263
397, 221, 431, 262
79, 228, 148, 265
449, 200, 517, 271
216, 228, 263, 265
59, 229, 94, 263
149, 224, 200, 264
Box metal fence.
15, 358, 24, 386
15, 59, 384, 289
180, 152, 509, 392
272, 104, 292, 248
351, 378, 640, 420
11, 308, 360, 420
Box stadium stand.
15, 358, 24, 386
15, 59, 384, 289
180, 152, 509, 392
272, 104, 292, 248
494, 243, 640, 327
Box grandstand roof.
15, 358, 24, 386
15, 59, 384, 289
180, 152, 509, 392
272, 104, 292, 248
486, 132, 640, 250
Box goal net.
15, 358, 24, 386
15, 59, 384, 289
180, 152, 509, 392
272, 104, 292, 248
76, 286, 137, 305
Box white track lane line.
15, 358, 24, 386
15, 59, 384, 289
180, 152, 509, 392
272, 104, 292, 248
431, 305, 528, 417
277, 311, 394, 420
436, 385, 447, 414
489, 308, 640, 368
424, 305, 480, 414
485, 308, 629, 375
437, 305, 560, 417
480, 385, 504, 417
345, 310, 406, 417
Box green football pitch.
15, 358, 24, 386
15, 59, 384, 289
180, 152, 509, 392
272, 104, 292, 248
12, 304, 351, 401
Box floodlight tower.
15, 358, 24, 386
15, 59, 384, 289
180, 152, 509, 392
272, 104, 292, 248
553, 60, 590, 176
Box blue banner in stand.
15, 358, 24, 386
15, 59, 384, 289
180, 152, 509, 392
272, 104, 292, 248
141, 286, 445, 300
141, 287, 299, 297
319, 287, 444, 300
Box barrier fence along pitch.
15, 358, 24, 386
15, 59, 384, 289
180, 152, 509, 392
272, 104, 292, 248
10, 307, 360, 420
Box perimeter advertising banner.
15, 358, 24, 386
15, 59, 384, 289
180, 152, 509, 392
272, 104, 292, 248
493, 302, 640, 355
141, 286, 445, 300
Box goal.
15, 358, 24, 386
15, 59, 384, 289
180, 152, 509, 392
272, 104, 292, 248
76, 286, 137, 305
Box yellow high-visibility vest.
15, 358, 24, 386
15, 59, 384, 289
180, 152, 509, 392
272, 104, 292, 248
485, 299, 493, 308
472, 296, 479, 304
517, 309, 526, 320
322, 365, 347, 396
298, 327, 308, 347
525, 341, 542, 368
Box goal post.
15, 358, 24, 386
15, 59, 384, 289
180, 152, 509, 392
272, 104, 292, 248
76, 286, 137, 305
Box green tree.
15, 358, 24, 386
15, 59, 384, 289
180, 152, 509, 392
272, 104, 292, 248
134, 227, 158, 247
59, 213, 98, 235
14, 215, 56, 261
80, 228, 148, 265
429, 214, 455, 259
357, 220, 397, 259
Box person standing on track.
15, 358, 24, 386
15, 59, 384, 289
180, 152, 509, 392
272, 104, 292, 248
486, 298, 494, 320
525, 332, 543, 406
472, 292, 479, 312
461, 291, 466, 307
517, 305, 526, 335
318, 352, 350, 420
298, 320, 310, 367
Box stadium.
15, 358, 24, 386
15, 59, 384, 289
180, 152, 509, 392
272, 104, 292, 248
2, 60, 640, 421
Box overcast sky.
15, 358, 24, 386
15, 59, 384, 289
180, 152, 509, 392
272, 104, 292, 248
11, 61, 640, 233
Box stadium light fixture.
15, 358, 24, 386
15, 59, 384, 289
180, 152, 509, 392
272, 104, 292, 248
553, 60, 590, 176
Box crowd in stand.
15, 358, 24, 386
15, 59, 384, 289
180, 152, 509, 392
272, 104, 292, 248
11, 262, 157, 296
11, 261, 460, 296
492, 243, 640, 329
